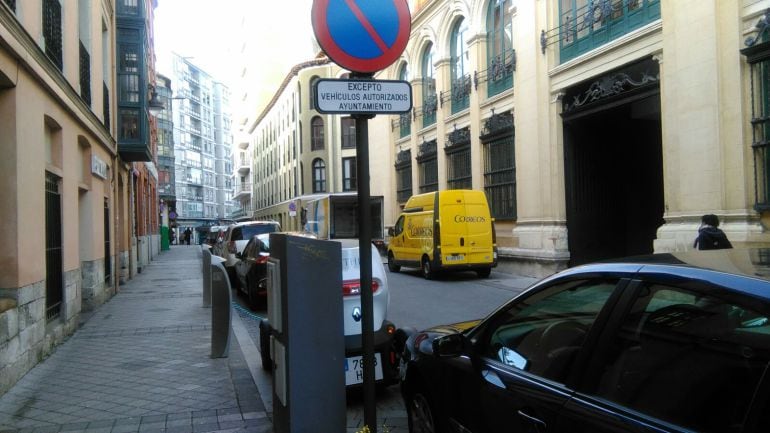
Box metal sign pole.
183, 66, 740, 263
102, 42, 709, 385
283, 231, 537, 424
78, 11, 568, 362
352, 71, 377, 432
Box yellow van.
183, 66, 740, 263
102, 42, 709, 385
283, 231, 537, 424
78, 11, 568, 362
387, 189, 497, 279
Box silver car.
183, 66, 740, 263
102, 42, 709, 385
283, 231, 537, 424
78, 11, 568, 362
259, 239, 399, 387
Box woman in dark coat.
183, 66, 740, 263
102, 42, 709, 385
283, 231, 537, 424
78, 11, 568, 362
694, 214, 733, 250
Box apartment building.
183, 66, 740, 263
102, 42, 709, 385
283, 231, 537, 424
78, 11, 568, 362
166, 54, 234, 243
237, 58, 393, 230
367, 0, 770, 277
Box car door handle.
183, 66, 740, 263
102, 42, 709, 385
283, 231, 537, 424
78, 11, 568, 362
517, 410, 546, 431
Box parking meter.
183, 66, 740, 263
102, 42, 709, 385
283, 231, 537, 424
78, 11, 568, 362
268, 234, 345, 433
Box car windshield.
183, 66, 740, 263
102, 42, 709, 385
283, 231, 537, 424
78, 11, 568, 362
238, 224, 278, 240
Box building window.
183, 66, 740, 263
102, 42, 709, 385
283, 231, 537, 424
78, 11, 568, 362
309, 76, 320, 110
557, 0, 660, 63
79, 41, 92, 105
313, 158, 326, 192
342, 117, 356, 148
119, 108, 140, 140
3, 0, 16, 11
446, 148, 472, 189
486, 0, 514, 97
395, 149, 412, 203
418, 158, 438, 194
118, 0, 140, 16
311, 116, 324, 151
483, 134, 516, 219
450, 18, 471, 113
742, 21, 770, 209
421, 43, 437, 128
43, 0, 63, 70
342, 157, 357, 191
398, 64, 411, 138
45, 172, 63, 321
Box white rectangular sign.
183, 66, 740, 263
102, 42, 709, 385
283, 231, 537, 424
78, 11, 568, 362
315, 79, 412, 114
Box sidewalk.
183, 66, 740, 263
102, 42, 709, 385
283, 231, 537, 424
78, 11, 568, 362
0, 246, 271, 433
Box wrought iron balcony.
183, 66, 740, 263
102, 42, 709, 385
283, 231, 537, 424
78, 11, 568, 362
441, 75, 472, 114
475, 49, 515, 98
541, 0, 661, 63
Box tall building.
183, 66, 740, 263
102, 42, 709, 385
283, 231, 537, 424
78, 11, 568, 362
166, 54, 233, 243
116, 0, 161, 276
0, 0, 160, 395
156, 73, 176, 247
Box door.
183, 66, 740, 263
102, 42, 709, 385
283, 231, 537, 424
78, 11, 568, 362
557, 279, 770, 433
442, 277, 622, 432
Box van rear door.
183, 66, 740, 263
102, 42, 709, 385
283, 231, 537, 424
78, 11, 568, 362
439, 195, 493, 266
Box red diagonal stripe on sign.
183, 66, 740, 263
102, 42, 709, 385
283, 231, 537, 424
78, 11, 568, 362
344, 0, 389, 54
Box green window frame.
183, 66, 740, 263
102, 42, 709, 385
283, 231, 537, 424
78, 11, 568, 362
450, 18, 471, 113
399, 64, 411, 138
558, 0, 660, 63
486, 0, 514, 97
422, 44, 437, 128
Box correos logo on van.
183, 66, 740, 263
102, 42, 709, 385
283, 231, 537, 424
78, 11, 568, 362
454, 215, 486, 223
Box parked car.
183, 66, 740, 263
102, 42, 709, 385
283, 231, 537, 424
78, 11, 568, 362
221, 221, 281, 285
205, 225, 226, 247
234, 234, 271, 308
260, 238, 399, 387
397, 249, 770, 433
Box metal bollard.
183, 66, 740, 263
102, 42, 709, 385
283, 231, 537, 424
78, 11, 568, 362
202, 248, 212, 308
210, 256, 232, 358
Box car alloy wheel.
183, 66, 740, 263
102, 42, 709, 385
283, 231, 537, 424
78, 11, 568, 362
408, 392, 436, 433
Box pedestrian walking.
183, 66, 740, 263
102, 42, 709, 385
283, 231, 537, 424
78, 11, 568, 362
169, 229, 176, 245
183, 227, 192, 245
694, 214, 733, 250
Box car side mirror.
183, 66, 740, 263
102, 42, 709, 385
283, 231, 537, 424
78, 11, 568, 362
235, 252, 242, 259
388, 227, 395, 236
432, 333, 467, 358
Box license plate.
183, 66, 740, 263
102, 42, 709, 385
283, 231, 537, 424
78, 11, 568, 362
445, 254, 465, 262
344, 353, 383, 385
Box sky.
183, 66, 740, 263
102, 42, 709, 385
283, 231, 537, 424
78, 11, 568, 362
153, 0, 317, 98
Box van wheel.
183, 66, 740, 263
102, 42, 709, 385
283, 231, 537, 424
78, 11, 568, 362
388, 253, 401, 272
421, 257, 434, 280
476, 268, 492, 278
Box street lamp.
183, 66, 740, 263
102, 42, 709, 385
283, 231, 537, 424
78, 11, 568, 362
148, 87, 165, 116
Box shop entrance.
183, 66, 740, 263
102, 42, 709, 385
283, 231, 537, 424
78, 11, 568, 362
563, 62, 664, 266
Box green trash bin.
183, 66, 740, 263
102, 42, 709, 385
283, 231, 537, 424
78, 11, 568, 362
161, 226, 170, 251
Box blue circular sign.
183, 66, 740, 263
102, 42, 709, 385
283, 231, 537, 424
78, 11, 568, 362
312, 0, 411, 73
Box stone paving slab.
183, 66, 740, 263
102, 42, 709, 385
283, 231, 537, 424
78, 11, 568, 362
0, 246, 270, 433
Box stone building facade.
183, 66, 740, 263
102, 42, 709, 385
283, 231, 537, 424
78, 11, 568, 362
367, 0, 770, 277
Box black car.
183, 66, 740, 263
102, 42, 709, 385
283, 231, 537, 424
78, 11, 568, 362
397, 249, 770, 433
234, 234, 271, 308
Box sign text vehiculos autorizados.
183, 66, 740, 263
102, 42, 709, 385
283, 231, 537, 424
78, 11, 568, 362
314, 79, 412, 114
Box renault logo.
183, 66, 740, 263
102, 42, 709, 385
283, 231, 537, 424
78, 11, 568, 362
352, 307, 362, 322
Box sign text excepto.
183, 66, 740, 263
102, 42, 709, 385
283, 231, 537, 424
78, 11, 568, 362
315, 79, 412, 114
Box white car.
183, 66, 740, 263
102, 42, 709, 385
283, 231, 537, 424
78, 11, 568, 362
259, 238, 399, 387
221, 221, 281, 284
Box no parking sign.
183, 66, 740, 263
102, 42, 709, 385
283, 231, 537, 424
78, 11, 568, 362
312, 0, 411, 73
